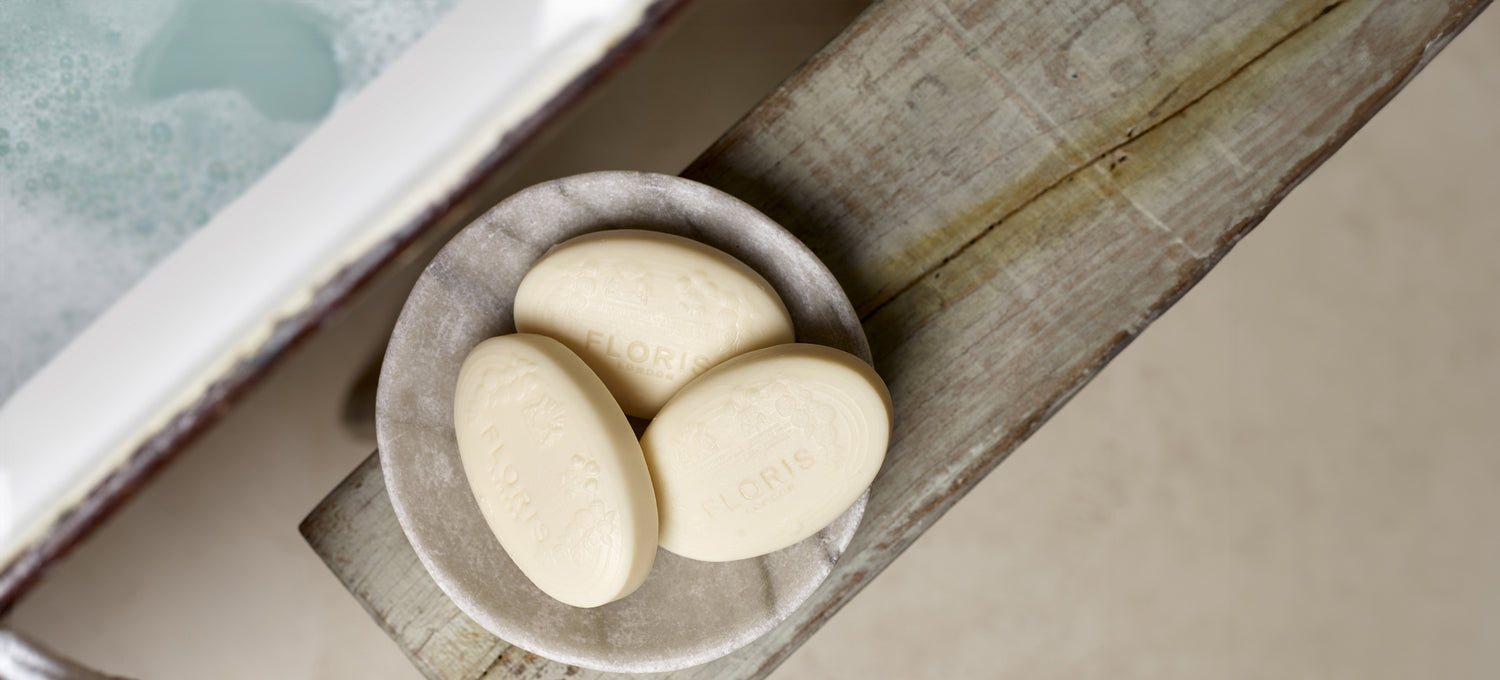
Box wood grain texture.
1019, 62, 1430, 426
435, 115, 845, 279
685, 0, 1342, 315
300, 0, 1491, 678
302, 455, 510, 679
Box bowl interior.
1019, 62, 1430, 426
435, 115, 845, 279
376, 171, 870, 672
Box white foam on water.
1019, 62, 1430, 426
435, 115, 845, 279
0, 0, 459, 403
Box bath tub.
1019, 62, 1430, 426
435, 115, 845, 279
0, 0, 683, 607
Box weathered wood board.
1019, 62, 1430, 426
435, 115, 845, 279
301, 0, 1491, 678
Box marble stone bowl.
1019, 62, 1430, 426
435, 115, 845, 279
376, 171, 871, 672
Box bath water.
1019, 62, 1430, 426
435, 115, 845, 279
0, 0, 461, 404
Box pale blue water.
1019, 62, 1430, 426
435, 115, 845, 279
0, 0, 460, 404
135, 0, 341, 122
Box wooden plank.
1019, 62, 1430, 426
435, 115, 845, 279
301, 0, 1491, 678
684, 0, 1343, 315
302, 454, 508, 680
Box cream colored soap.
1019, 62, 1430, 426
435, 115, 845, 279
514, 229, 795, 418
453, 334, 658, 607
641, 344, 892, 562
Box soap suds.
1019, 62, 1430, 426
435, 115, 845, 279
0, 0, 459, 403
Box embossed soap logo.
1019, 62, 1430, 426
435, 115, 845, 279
550, 455, 617, 576
682, 380, 845, 520
462, 355, 552, 545
585, 329, 712, 382
464, 356, 567, 451
701, 448, 816, 520
463, 355, 541, 440
462, 354, 618, 577
675, 270, 746, 346
484, 459, 549, 544
547, 258, 757, 377
451, 334, 658, 606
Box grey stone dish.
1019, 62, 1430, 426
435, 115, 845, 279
376, 171, 871, 673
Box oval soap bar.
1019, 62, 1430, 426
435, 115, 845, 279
641, 344, 892, 562
514, 229, 795, 418
453, 334, 658, 607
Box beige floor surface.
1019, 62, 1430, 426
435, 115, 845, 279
5, 3, 1497, 679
